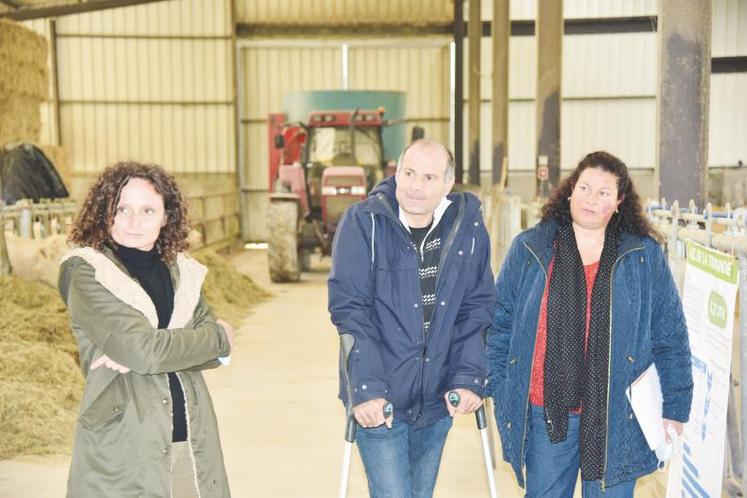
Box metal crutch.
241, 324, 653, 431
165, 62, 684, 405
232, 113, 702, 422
448, 391, 499, 498
338, 334, 357, 498
338, 334, 393, 498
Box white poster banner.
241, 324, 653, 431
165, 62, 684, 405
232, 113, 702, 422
666, 241, 738, 498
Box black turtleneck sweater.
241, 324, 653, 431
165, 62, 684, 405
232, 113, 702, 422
113, 244, 188, 442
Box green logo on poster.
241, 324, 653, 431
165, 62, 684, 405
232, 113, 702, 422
708, 291, 727, 329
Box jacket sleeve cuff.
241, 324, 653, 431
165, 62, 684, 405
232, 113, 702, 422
351, 380, 389, 406
211, 322, 232, 357
662, 402, 691, 423
449, 374, 486, 398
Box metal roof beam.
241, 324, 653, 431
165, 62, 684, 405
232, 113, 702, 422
0, 0, 167, 21
0, 0, 22, 9
236, 16, 659, 38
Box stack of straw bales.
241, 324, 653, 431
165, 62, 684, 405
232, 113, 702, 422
0, 275, 82, 459
0, 19, 48, 148
0, 248, 268, 458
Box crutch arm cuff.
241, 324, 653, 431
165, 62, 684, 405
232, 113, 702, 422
448, 374, 485, 398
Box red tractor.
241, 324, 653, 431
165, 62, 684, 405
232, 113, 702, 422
267, 108, 401, 282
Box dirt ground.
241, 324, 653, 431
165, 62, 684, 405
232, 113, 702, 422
0, 248, 668, 497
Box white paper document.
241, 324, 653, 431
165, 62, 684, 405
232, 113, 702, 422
626, 362, 664, 451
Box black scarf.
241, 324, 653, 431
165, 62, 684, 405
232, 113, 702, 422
544, 219, 619, 481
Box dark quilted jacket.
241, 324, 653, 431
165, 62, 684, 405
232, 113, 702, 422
487, 218, 693, 488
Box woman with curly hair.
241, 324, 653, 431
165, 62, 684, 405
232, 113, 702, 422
59, 161, 234, 497
486, 151, 693, 497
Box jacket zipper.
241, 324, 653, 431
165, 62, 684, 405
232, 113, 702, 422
375, 193, 429, 422
600, 244, 644, 491
519, 241, 548, 485
434, 193, 466, 291
415, 194, 466, 420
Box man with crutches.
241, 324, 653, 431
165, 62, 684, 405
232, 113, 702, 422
329, 139, 496, 498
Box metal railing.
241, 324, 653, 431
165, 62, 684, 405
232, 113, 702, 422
483, 191, 540, 274
648, 198, 746, 497
0, 190, 241, 248
0, 198, 79, 238
186, 190, 240, 248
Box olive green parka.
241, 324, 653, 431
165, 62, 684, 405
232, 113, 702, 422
59, 246, 232, 498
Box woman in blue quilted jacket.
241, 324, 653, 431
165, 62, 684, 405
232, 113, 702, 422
487, 151, 693, 497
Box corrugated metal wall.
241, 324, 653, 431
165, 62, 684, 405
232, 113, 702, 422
711, 73, 747, 168
22, 0, 239, 246
238, 42, 342, 240
467, 31, 657, 170
468, 0, 747, 172
238, 39, 451, 240
711, 0, 747, 168
503, 0, 657, 20
24, 0, 235, 175
57, 0, 231, 36
713, 0, 747, 57
14, 0, 747, 242
561, 31, 657, 170
236, 0, 451, 24
348, 40, 451, 144
53, 0, 234, 174
235, 0, 657, 23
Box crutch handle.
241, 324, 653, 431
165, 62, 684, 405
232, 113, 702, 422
475, 405, 488, 430
448, 390, 488, 430
344, 414, 357, 443
383, 401, 394, 418
345, 401, 393, 443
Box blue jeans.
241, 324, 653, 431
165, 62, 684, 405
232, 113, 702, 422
356, 416, 453, 498
525, 405, 636, 498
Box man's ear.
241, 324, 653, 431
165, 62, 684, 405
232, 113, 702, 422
445, 176, 455, 193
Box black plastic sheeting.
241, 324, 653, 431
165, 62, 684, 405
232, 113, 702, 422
0, 144, 69, 204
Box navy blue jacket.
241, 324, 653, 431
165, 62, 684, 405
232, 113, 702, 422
328, 176, 496, 428
486, 219, 693, 488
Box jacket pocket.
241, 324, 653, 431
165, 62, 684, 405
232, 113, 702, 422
78, 373, 131, 431
182, 372, 201, 411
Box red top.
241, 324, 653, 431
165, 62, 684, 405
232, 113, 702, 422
529, 258, 600, 407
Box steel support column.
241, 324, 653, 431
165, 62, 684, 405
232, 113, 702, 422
656, 0, 711, 207
491, 0, 509, 186
467, 0, 481, 185
535, 0, 562, 198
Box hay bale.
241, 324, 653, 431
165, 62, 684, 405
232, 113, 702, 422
196, 250, 271, 326
0, 20, 48, 148
0, 57, 48, 102
0, 96, 42, 148
0, 19, 48, 101
0, 377, 81, 459
0, 251, 268, 458
0, 276, 81, 459
0, 339, 81, 388
37, 144, 72, 191
0, 276, 76, 359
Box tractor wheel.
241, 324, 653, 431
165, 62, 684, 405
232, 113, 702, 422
267, 201, 300, 282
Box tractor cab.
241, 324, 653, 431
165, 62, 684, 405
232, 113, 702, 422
303, 109, 386, 217
267, 107, 397, 282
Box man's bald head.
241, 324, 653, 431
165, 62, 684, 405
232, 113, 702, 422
397, 139, 455, 183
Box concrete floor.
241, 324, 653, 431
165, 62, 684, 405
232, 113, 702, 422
0, 249, 668, 497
